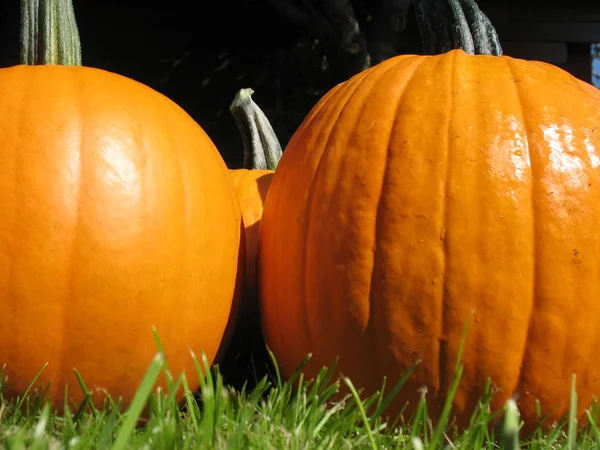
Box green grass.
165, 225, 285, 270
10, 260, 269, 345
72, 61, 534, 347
1, 343, 599, 449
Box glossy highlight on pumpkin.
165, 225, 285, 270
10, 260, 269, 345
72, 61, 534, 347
0, 64, 243, 409
258, 49, 600, 429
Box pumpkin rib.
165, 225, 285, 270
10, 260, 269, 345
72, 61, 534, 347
312, 60, 409, 376
172, 87, 241, 359
155, 85, 190, 355
300, 55, 431, 388
141, 98, 151, 274
440, 53, 538, 418
503, 57, 538, 408
510, 58, 555, 416
573, 80, 600, 409
6, 68, 31, 381
437, 50, 456, 407
257, 83, 342, 370
319, 61, 401, 379
571, 79, 600, 400
60, 69, 85, 393
302, 72, 369, 364
368, 55, 437, 391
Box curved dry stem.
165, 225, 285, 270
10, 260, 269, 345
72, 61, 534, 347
230, 88, 283, 171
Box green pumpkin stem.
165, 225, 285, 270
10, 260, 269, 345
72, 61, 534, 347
413, 0, 502, 56
20, 0, 82, 66
230, 89, 283, 171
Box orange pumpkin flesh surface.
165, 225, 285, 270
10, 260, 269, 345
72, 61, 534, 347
258, 48, 600, 428
214, 168, 273, 369
230, 169, 274, 299
0, 42, 242, 409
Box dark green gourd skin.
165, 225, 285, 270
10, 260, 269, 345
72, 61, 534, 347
413, 0, 503, 56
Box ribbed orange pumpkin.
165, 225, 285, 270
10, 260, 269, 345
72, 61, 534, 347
0, 0, 242, 409
258, 0, 600, 430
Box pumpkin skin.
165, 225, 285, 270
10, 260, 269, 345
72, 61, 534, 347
230, 169, 274, 303
258, 49, 600, 429
215, 168, 273, 380
214, 169, 272, 370
0, 65, 243, 409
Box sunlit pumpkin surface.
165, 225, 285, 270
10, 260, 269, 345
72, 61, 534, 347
0, 65, 242, 408
259, 49, 600, 429
229, 168, 273, 300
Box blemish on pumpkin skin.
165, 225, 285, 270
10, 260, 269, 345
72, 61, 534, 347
572, 249, 581, 266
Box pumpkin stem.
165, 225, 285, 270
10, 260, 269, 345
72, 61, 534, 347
230, 89, 283, 171
20, 0, 82, 66
412, 0, 502, 56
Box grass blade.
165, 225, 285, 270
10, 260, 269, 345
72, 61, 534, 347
111, 353, 164, 450
567, 374, 578, 450
15, 362, 49, 412
501, 399, 520, 450
343, 376, 379, 450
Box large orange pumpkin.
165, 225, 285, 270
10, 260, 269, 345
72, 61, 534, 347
258, 0, 600, 430
0, 0, 242, 409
